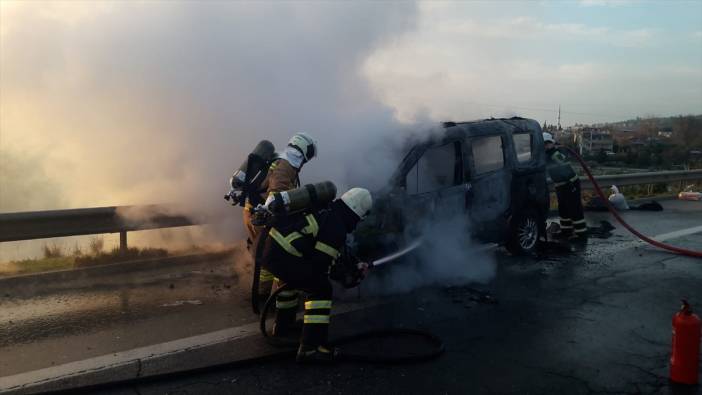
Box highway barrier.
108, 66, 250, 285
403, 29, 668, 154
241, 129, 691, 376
1, 169, 700, 246
0, 205, 200, 251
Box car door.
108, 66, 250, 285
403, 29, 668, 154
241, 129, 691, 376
401, 140, 467, 236
467, 134, 512, 242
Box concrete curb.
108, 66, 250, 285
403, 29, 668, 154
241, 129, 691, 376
0, 321, 274, 394
0, 300, 373, 395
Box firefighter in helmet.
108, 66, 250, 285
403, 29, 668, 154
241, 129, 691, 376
258, 187, 372, 363
543, 132, 587, 239
243, 132, 318, 296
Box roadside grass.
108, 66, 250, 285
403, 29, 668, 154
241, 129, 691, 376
74, 247, 168, 267
0, 238, 169, 277
0, 256, 76, 276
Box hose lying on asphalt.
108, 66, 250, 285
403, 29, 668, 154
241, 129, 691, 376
260, 284, 445, 364
564, 146, 702, 258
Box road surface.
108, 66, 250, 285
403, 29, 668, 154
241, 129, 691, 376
1, 199, 701, 394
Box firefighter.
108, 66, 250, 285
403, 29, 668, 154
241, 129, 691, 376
543, 132, 587, 239
243, 132, 318, 296
258, 187, 372, 363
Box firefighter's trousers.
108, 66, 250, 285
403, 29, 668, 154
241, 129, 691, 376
555, 179, 586, 236
265, 259, 333, 348
242, 207, 276, 288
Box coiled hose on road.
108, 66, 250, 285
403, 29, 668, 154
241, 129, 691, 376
564, 146, 702, 258
259, 284, 445, 363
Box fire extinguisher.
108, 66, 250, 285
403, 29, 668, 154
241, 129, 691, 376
670, 300, 701, 385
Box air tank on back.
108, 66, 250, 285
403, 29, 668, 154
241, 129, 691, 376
284, 181, 337, 213
263, 181, 335, 215
230, 140, 276, 188
251, 181, 337, 225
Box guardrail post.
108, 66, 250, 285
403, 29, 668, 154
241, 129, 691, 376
120, 231, 127, 253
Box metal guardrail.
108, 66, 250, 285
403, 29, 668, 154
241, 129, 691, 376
1, 169, 700, 246
0, 205, 199, 250
577, 169, 702, 190
546, 169, 702, 191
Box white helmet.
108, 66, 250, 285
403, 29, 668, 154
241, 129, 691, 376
542, 132, 555, 144
288, 132, 317, 162
340, 188, 373, 219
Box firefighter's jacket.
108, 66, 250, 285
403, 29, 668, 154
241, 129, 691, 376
244, 158, 300, 244
546, 148, 578, 187
254, 158, 300, 205
261, 204, 350, 271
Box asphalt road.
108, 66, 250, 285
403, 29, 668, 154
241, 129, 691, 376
2, 199, 702, 394
0, 251, 252, 376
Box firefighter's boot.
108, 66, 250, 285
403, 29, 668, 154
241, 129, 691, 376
272, 289, 299, 337
296, 299, 333, 363
296, 344, 337, 364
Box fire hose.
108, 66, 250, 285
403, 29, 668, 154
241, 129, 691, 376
563, 146, 702, 258
253, 229, 442, 363
259, 283, 445, 363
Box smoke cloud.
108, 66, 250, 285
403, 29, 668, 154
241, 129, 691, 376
0, 2, 418, 254
359, 204, 496, 295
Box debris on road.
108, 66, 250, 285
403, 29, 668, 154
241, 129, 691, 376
444, 286, 498, 308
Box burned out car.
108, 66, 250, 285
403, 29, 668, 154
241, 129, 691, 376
355, 117, 549, 257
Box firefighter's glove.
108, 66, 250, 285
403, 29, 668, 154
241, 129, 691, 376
264, 192, 289, 215
329, 261, 367, 289
224, 189, 242, 205
251, 205, 273, 226
357, 262, 370, 279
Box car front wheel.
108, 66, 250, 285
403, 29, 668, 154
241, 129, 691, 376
506, 208, 542, 255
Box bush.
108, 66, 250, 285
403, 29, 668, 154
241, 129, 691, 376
88, 237, 104, 255
75, 247, 168, 267
43, 243, 63, 258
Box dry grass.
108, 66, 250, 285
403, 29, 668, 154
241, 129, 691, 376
88, 237, 104, 255
42, 243, 63, 258
1, 242, 170, 277
0, 256, 75, 276
74, 247, 168, 267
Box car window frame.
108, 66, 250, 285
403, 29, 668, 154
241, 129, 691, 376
469, 134, 506, 178
512, 131, 535, 166
401, 140, 464, 196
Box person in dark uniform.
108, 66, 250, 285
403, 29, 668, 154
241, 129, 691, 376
258, 187, 372, 363
543, 132, 587, 239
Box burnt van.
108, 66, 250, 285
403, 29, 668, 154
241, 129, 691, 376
356, 117, 549, 256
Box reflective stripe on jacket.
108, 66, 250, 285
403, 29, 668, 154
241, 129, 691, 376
266, 208, 346, 268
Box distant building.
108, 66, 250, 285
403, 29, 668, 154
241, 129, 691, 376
657, 127, 673, 139
574, 128, 613, 155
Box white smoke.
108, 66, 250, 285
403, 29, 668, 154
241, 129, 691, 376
360, 204, 496, 295
0, 2, 418, 258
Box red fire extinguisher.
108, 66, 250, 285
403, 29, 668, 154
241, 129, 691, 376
670, 300, 701, 385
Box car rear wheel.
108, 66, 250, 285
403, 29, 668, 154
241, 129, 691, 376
506, 208, 541, 255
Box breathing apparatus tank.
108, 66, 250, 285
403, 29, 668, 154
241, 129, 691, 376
231, 140, 276, 189
225, 140, 277, 205
252, 181, 337, 225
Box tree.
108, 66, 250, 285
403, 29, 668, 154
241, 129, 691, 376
596, 149, 608, 164
673, 115, 702, 148
636, 150, 651, 168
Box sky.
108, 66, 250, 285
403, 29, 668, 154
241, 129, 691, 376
363, 0, 702, 125
0, 0, 700, 236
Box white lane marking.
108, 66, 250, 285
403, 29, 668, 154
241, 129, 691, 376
651, 225, 702, 242
0, 300, 376, 392
596, 224, 702, 254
